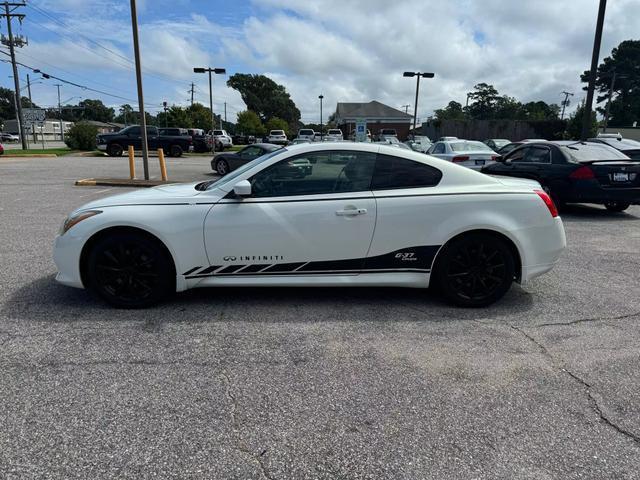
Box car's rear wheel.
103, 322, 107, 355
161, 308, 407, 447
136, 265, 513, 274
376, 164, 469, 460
215, 158, 229, 176
169, 145, 183, 157
107, 143, 123, 157
604, 201, 630, 212
86, 232, 174, 308
434, 232, 515, 307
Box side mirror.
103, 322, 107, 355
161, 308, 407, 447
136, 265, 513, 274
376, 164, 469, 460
233, 180, 252, 197
495, 155, 504, 162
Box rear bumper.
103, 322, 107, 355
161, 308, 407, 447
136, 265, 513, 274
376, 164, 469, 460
519, 217, 566, 283
567, 183, 640, 205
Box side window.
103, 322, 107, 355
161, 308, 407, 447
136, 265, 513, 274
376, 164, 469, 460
507, 148, 527, 163
371, 154, 443, 190
128, 126, 141, 136
433, 143, 445, 154
250, 151, 376, 198
241, 146, 261, 158
524, 146, 551, 163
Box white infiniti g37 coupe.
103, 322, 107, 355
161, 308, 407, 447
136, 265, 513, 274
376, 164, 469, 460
54, 142, 566, 308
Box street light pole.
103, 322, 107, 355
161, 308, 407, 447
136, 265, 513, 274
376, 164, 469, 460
581, 0, 607, 140
404, 71, 435, 139
194, 66, 226, 153
130, 0, 149, 180
319, 94, 324, 140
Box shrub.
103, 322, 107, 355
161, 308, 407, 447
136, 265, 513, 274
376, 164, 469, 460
65, 122, 99, 150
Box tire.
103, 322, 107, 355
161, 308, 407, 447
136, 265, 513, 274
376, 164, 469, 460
215, 158, 230, 176
107, 143, 124, 157
604, 201, 630, 212
86, 232, 175, 308
433, 232, 515, 307
169, 145, 183, 157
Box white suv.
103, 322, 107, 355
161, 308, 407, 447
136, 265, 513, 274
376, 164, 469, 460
297, 129, 315, 142
267, 130, 288, 145
325, 129, 344, 141
212, 129, 233, 150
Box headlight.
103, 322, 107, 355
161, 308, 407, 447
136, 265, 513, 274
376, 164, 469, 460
60, 210, 102, 235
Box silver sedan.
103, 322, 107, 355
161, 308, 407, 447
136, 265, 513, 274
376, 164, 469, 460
427, 140, 499, 170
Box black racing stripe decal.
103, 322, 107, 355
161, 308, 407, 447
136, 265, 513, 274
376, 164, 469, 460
238, 264, 272, 273
363, 245, 440, 271
197, 265, 222, 275
216, 265, 246, 274
262, 262, 309, 273
185, 269, 431, 279
298, 258, 363, 272
182, 266, 203, 276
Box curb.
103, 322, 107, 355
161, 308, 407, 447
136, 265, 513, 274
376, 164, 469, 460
1, 154, 58, 158
75, 178, 174, 188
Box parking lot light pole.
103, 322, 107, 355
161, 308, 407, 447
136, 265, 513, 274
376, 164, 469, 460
581, 0, 607, 141
404, 71, 435, 139
130, 0, 149, 179
319, 94, 324, 140
194, 67, 226, 153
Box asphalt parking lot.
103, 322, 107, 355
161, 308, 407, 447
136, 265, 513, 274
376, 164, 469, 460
1, 154, 639, 479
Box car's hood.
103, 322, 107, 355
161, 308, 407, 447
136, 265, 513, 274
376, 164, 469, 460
72, 182, 222, 213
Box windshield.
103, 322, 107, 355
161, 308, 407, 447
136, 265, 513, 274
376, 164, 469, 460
560, 143, 630, 162
492, 140, 510, 148
299, 129, 314, 135
199, 148, 288, 190
450, 141, 493, 152
328, 129, 342, 134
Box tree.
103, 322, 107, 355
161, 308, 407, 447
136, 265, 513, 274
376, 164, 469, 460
64, 121, 98, 150
236, 110, 264, 136
493, 96, 522, 119
566, 103, 597, 139
114, 104, 134, 124
466, 83, 500, 119
265, 117, 290, 136
0, 87, 39, 122
434, 101, 466, 120
227, 74, 301, 129
580, 40, 640, 127
522, 101, 560, 120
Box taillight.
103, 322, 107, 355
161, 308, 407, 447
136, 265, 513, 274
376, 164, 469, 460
569, 165, 595, 180
491, 155, 499, 160
534, 189, 559, 218
452, 155, 469, 163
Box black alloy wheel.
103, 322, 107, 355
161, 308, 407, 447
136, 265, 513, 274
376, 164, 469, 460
87, 232, 174, 308
604, 201, 630, 212
216, 158, 229, 176
435, 233, 515, 307
170, 145, 183, 157
108, 143, 123, 157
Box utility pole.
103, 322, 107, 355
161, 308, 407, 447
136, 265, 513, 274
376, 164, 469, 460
55, 84, 64, 142
401, 104, 410, 114
189, 82, 195, 106
582, 0, 607, 140
224, 102, 227, 124
319, 94, 324, 140
560, 91, 574, 120
163, 101, 168, 127
2, 1, 27, 150
129, 0, 149, 180
26, 72, 32, 104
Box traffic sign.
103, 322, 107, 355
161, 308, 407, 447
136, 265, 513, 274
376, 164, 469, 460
23, 108, 46, 123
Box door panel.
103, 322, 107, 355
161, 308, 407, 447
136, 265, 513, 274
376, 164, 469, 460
203, 195, 376, 275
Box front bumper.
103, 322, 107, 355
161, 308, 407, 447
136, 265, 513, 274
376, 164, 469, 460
97, 144, 107, 151
53, 233, 85, 289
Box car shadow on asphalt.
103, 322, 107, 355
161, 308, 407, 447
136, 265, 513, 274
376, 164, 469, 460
1, 274, 535, 324
559, 204, 640, 222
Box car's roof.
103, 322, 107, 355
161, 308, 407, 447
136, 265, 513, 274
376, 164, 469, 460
253, 143, 282, 149
588, 137, 640, 150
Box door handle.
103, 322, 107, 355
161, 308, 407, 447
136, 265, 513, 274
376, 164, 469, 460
336, 208, 367, 216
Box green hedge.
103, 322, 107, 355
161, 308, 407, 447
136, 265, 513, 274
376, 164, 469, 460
64, 122, 99, 150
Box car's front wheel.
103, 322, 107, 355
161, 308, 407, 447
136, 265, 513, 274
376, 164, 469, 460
86, 231, 174, 308
169, 145, 183, 157
215, 158, 229, 176
107, 143, 123, 157
433, 232, 515, 307
604, 201, 630, 212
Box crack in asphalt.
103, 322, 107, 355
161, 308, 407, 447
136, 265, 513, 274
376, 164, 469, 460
533, 310, 640, 328
510, 325, 640, 446
220, 370, 274, 480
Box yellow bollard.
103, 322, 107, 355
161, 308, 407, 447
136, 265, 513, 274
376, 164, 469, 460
128, 145, 136, 179
158, 148, 168, 181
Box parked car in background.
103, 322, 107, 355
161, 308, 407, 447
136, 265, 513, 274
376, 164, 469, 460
211, 143, 282, 175
186, 129, 212, 153
232, 134, 256, 145
349, 129, 372, 141
376, 137, 411, 150
297, 129, 316, 142
1, 132, 19, 143
96, 125, 194, 157
0, 142, 4, 155
158, 127, 189, 137
405, 136, 432, 153
378, 128, 398, 141
427, 140, 499, 170
482, 141, 640, 212
313, 132, 324, 142
211, 129, 233, 150
325, 129, 344, 141
438, 136, 459, 142
267, 130, 288, 145
484, 139, 511, 151
588, 135, 640, 161
292, 138, 311, 145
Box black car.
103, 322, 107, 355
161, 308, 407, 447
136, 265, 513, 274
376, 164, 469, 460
211, 143, 282, 176
496, 139, 548, 156
97, 126, 193, 157
482, 141, 640, 212
588, 136, 640, 161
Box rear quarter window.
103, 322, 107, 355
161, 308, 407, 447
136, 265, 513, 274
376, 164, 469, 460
372, 154, 442, 190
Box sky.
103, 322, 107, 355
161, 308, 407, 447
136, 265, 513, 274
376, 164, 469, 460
1, 0, 638, 124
